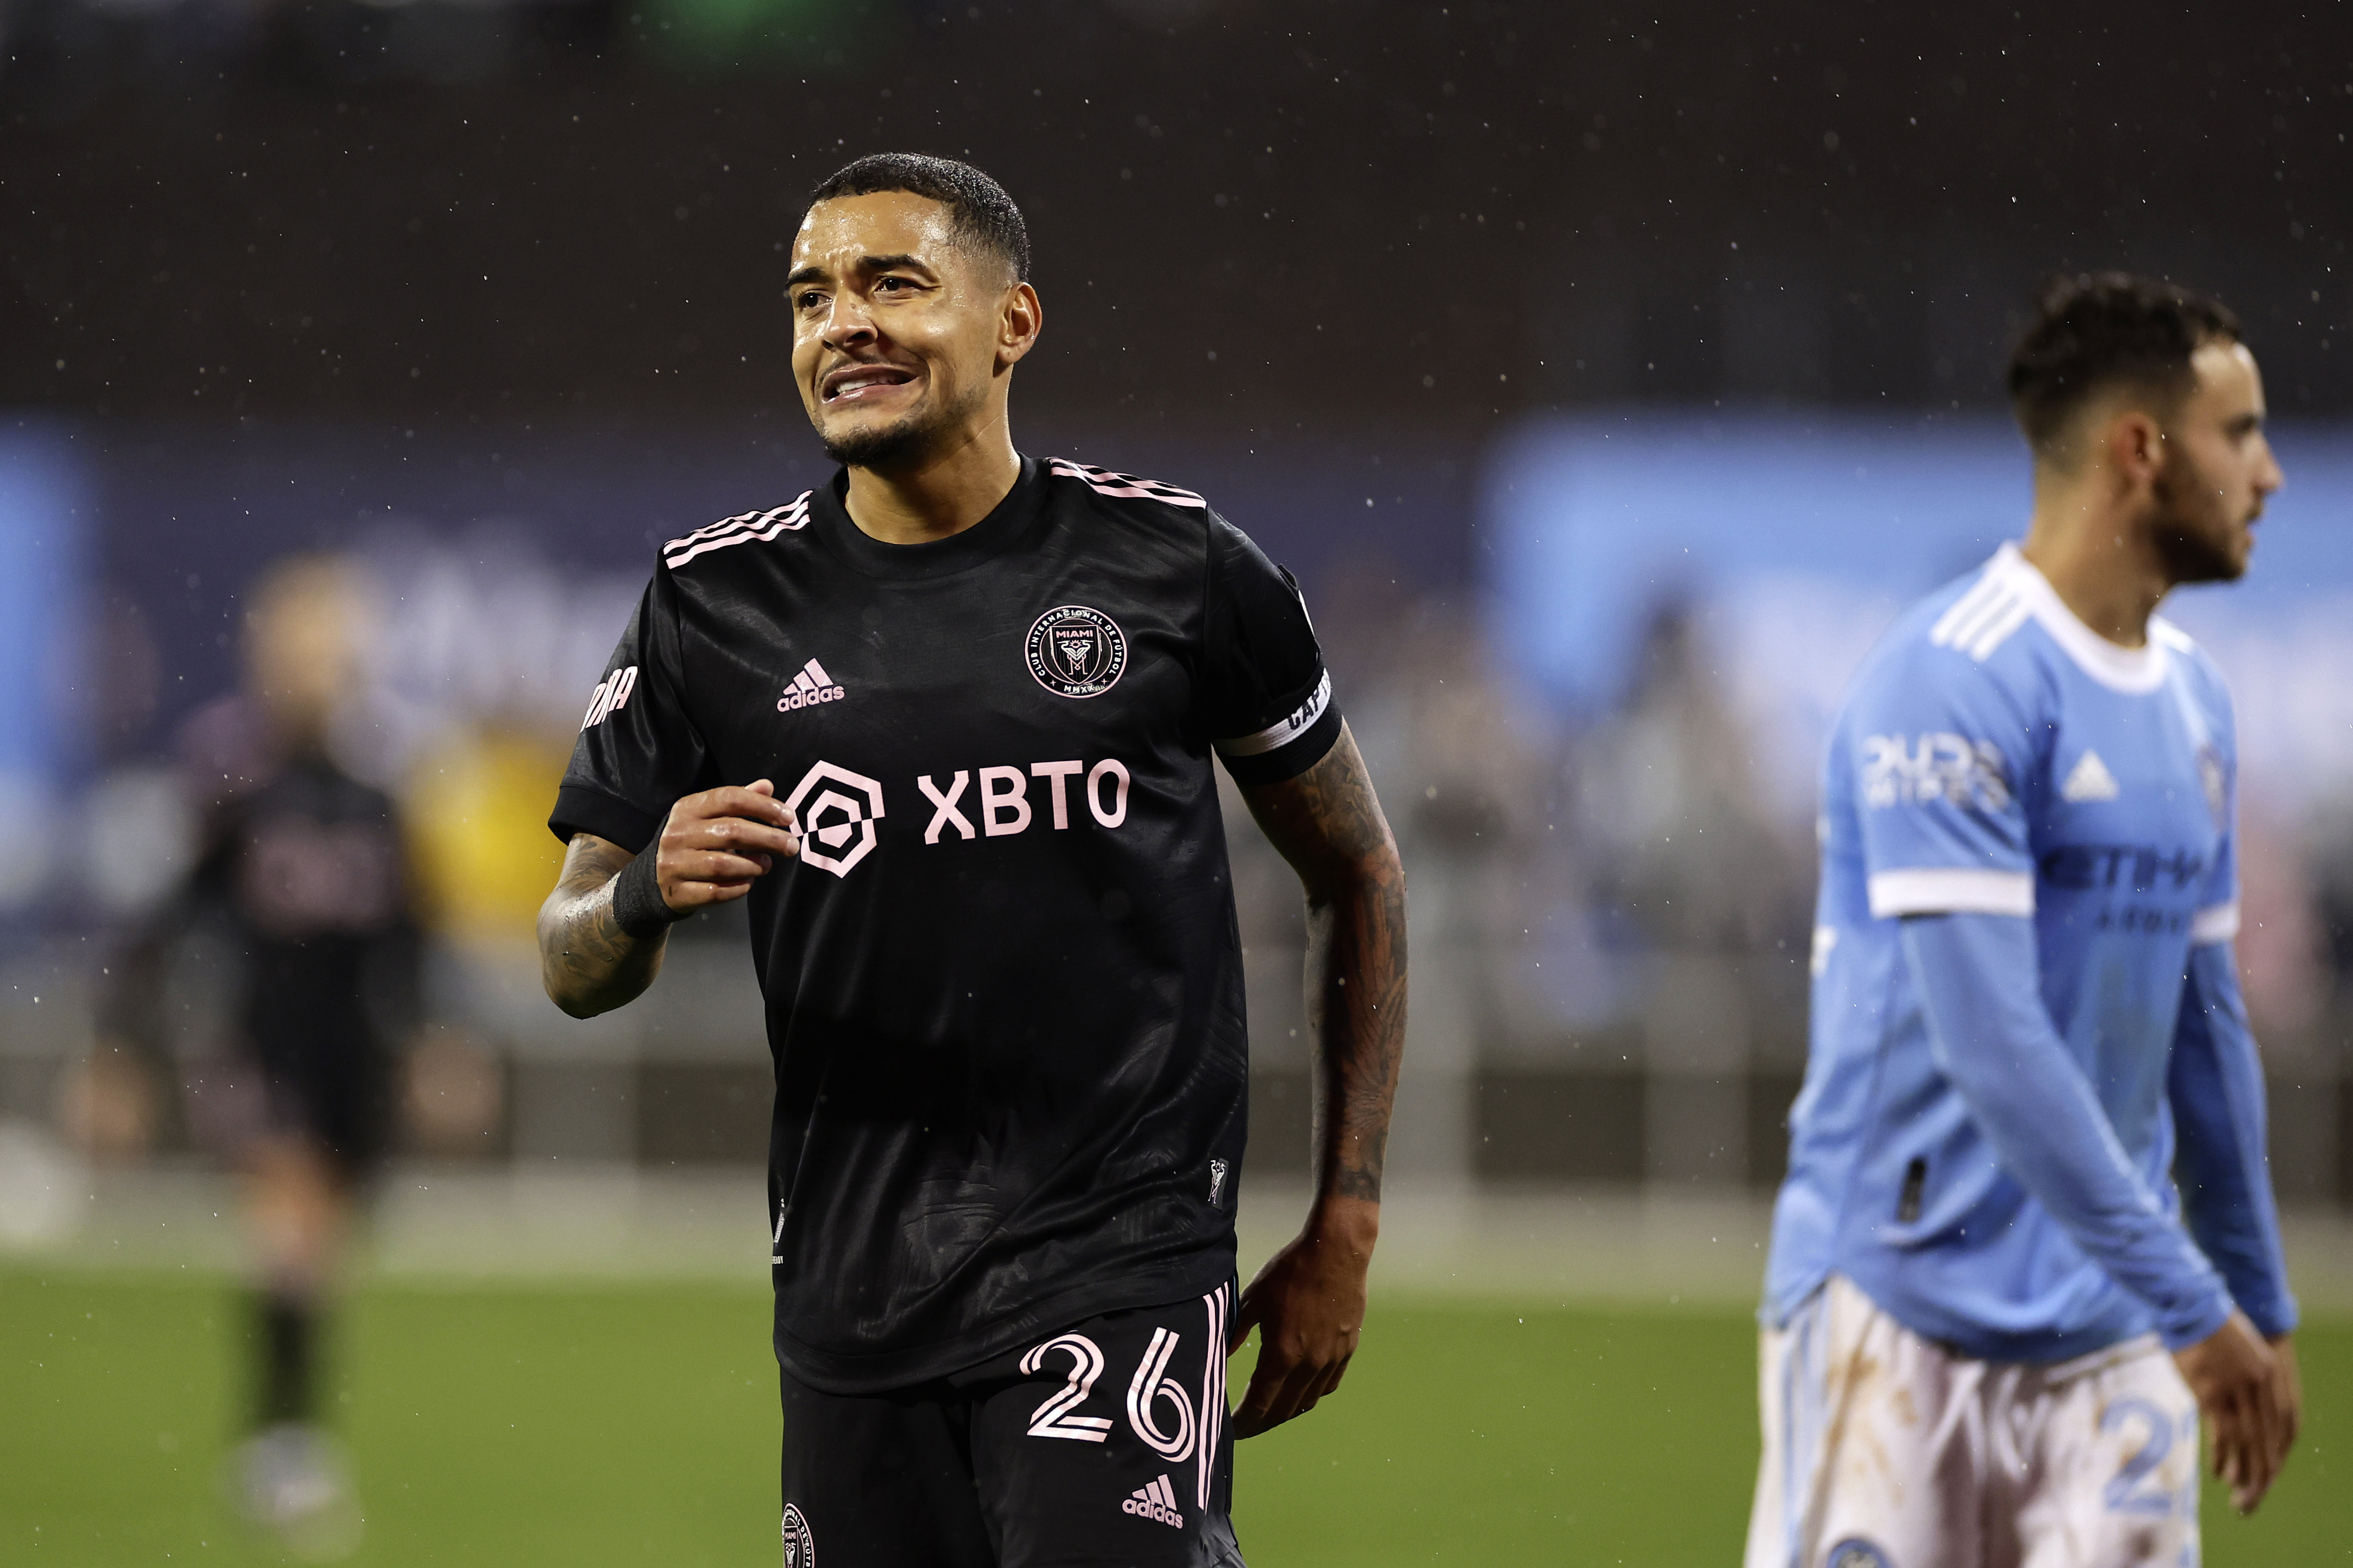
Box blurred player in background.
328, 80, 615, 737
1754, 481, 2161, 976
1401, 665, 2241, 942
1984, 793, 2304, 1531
1749, 275, 2302, 1567
538, 154, 1407, 1567
72, 555, 422, 1560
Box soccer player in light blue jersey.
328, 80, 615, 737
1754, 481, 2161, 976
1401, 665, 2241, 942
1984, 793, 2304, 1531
1746, 274, 2302, 1568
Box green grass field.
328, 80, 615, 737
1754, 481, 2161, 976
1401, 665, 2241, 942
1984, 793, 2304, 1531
4, 1269, 2345, 1564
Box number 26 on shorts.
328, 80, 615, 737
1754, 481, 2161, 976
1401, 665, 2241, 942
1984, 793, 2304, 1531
1019, 1330, 1198, 1464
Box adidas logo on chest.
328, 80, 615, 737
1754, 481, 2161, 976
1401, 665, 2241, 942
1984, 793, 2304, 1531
778, 658, 846, 714
2060, 749, 2121, 803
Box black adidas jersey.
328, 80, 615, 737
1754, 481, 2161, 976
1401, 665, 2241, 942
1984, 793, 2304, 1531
549, 455, 1340, 1392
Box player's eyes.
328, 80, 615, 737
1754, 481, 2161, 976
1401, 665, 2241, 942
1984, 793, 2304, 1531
874, 276, 914, 294
794, 291, 826, 311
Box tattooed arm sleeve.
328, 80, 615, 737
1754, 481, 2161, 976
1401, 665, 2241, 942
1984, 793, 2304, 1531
1241, 723, 1408, 1205
537, 831, 669, 1018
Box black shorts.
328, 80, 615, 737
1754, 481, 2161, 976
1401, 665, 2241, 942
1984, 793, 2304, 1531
180, 1036, 393, 1185
254, 1036, 393, 1178
780, 1282, 1243, 1568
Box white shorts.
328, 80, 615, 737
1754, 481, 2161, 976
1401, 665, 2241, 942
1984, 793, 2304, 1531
1745, 1275, 2201, 1568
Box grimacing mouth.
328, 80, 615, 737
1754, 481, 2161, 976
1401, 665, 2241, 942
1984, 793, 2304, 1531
819, 360, 919, 403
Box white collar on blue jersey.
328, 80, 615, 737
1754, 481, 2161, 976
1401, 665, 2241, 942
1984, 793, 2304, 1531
1984, 542, 2175, 695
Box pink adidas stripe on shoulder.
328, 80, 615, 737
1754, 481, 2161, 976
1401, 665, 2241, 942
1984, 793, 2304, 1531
1046, 458, 1207, 509
663, 492, 813, 569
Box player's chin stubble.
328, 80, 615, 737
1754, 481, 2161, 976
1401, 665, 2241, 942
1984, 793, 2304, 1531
2147, 465, 2248, 585
816, 381, 986, 472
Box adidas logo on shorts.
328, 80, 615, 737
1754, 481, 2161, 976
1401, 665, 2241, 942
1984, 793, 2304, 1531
1121, 1473, 1184, 1529
777, 657, 846, 714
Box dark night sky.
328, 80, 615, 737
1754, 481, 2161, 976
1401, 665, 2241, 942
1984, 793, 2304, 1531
7, 0, 2350, 431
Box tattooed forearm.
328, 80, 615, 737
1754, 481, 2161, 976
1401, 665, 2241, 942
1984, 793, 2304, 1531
1242, 723, 1408, 1206
537, 833, 668, 1018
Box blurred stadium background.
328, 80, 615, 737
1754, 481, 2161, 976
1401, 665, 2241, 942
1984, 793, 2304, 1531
4, 1, 2352, 1561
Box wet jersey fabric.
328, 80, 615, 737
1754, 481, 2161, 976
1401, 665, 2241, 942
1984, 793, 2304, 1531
549, 456, 1340, 1392
1765, 542, 2297, 1363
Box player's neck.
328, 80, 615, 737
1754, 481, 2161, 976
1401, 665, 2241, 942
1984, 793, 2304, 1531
2020, 487, 2171, 651
841, 416, 1021, 546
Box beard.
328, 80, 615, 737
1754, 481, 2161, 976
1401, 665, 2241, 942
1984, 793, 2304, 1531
2147, 462, 2247, 585
816, 380, 986, 473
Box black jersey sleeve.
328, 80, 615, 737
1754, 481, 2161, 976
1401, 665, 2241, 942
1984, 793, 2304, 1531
1197, 514, 1342, 786
548, 563, 712, 852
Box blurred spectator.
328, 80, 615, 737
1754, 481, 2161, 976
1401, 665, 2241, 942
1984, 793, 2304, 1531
1574, 600, 1811, 957
59, 554, 477, 1559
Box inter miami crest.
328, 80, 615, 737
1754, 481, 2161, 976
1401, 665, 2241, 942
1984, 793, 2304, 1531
782, 1503, 816, 1567
1025, 605, 1129, 699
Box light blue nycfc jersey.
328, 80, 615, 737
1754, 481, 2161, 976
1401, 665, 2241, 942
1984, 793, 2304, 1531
1764, 543, 2291, 1362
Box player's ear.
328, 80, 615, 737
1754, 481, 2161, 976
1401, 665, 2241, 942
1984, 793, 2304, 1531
2106, 408, 2165, 491
997, 281, 1042, 368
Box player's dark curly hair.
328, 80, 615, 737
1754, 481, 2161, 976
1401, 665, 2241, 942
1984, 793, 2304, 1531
808, 153, 1031, 284
2007, 272, 2241, 457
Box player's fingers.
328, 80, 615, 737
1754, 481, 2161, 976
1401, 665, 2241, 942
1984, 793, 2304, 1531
740, 783, 796, 826
1230, 1357, 1291, 1437
2258, 1380, 2289, 1497
686, 784, 798, 831
690, 817, 800, 857
672, 850, 772, 886
1233, 1366, 1311, 1437
1310, 1352, 1353, 1402
1230, 1287, 1265, 1346
2276, 1359, 2301, 1451
2245, 1393, 2278, 1500
2248, 1365, 2284, 1475
2216, 1399, 2254, 1496
2234, 1420, 2272, 1515
2200, 1390, 2231, 1480
1266, 1359, 1331, 1427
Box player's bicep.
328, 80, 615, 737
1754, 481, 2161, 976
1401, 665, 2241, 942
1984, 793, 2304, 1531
1239, 724, 1399, 895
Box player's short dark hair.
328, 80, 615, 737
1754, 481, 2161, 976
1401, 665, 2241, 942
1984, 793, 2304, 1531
807, 153, 1031, 284
2007, 272, 2241, 457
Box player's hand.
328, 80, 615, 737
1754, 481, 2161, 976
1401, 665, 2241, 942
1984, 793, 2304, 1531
2267, 1332, 2302, 1474
2173, 1310, 2286, 1513
654, 780, 800, 911
1230, 1196, 1377, 1438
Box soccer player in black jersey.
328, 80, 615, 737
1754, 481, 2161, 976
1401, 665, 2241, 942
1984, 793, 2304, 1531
537, 153, 1407, 1566
86, 556, 414, 1558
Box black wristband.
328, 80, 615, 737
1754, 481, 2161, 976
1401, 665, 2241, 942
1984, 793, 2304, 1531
610, 840, 684, 940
